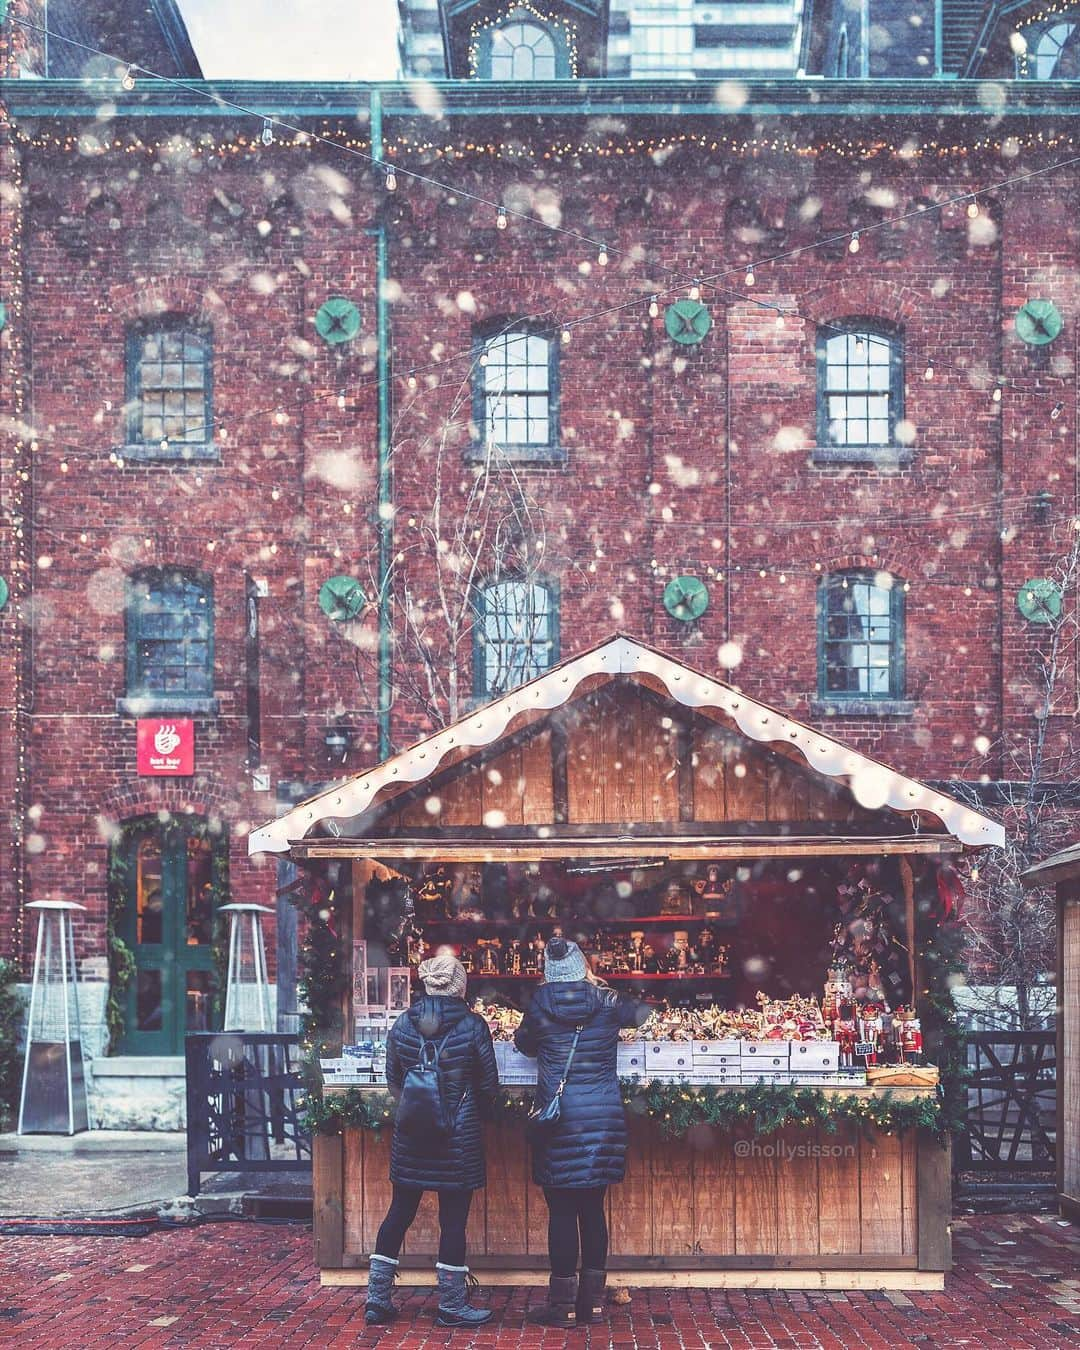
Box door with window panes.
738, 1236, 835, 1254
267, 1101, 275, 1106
114, 815, 225, 1055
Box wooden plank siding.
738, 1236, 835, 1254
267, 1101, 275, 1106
337, 1120, 932, 1268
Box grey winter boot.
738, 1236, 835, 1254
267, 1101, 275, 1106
365, 1254, 400, 1325
435, 1262, 494, 1327
577, 1268, 607, 1324
526, 1274, 578, 1327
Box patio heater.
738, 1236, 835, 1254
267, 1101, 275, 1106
18, 900, 89, 1135
220, 903, 274, 1031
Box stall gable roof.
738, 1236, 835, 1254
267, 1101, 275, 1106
247, 635, 1006, 855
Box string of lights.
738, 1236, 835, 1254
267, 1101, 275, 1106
6, 11, 1080, 421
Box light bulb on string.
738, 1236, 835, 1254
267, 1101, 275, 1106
218, 424, 228, 442
744, 266, 755, 287
496, 206, 508, 230
689, 280, 701, 301
337, 391, 346, 410
848, 231, 860, 254
407, 373, 418, 390
274, 410, 288, 426
478, 351, 488, 367
260, 119, 274, 147
1051, 400, 1065, 421
121, 65, 137, 91
924, 359, 935, 381
648, 296, 659, 319
992, 383, 1003, 403
384, 164, 397, 192
598, 244, 609, 266
966, 197, 980, 218
561, 327, 572, 345
855, 334, 865, 353
775, 313, 785, 330
160, 438, 169, 452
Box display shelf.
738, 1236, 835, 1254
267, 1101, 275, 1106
464, 971, 730, 982
420, 914, 729, 930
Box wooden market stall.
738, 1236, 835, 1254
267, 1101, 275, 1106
250, 636, 1005, 1290
1022, 841, 1080, 1221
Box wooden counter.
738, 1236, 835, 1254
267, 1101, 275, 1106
313, 1085, 950, 1291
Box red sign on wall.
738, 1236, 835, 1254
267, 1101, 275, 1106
137, 719, 195, 776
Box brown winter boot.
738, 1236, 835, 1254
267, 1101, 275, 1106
527, 1274, 578, 1327
577, 1268, 607, 1324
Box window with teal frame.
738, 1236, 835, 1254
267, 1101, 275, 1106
473, 578, 559, 698
818, 571, 905, 700
126, 568, 214, 703
1019, 18, 1080, 78
474, 18, 570, 78
125, 316, 216, 461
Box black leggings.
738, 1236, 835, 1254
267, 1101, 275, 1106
374, 1184, 473, 1266
543, 1185, 609, 1276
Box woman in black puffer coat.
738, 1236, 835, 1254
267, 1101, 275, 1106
514, 937, 650, 1327
365, 952, 498, 1329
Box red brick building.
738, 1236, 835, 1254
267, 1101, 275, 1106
1, 0, 1077, 1122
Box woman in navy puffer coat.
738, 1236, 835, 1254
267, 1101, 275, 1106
514, 937, 650, 1327
365, 952, 498, 1329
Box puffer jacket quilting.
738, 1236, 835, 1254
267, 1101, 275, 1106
514, 981, 648, 1188
386, 994, 498, 1190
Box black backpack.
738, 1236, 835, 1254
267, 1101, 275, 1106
396, 1027, 457, 1143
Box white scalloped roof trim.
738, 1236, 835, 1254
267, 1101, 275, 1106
248, 636, 1006, 855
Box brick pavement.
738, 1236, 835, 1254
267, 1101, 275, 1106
1, 1214, 1078, 1348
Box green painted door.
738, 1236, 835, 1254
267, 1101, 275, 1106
115, 816, 225, 1055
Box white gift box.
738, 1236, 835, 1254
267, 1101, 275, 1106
692, 1040, 742, 1067
789, 1041, 840, 1072
690, 1070, 744, 1085
643, 1041, 694, 1075
495, 1043, 536, 1082
617, 1042, 647, 1076
740, 1042, 790, 1071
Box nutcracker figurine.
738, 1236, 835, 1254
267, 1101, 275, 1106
857, 1002, 885, 1067
629, 931, 645, 973
893, 1006, 924, 1064
835, 1000, 858, 1069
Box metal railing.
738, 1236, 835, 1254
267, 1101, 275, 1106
955, 1031, 1056, 1173
185, 1032, 311, 1196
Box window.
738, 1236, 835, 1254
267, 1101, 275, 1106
125, 318, 213, 459
488, 21, 558, 78
125, 568, 214, 706
474, 579, 558, 698
1021, 20, 1080, 78
818, 572, 904, 700
473, 324, 558, 457
835, 26, 849, 77
817, 322, 903, 450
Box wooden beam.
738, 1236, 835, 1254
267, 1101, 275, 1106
290, 835, 962, 863
321, 1267, 943, 1290
916, 1134, 952, 1271
323, 1081, 938, 1102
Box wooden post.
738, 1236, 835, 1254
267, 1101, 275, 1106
312, 1133, 345, 1268
916, 1132, 952, 1271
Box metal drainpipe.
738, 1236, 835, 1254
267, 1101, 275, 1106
368, 87, 392, 761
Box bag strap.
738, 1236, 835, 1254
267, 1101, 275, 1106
552, 1024, 584, 1100
418, 1025, 455, 1069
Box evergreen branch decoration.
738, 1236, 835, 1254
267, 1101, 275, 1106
303, 1079, 943, 1141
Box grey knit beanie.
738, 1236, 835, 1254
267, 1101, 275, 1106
544, 937, 588, 983
418, 951, 467, 998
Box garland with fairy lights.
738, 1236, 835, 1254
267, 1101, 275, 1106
1014, 6, 1080, 79
302, 1079, 945, 1141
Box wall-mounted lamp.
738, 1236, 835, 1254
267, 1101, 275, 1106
324, 726, 352, 762
1032, 489, 1053, 525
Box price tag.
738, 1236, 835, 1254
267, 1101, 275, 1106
855, 1042, 876, 1058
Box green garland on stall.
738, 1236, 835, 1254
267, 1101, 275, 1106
302, 1078, 943, 1141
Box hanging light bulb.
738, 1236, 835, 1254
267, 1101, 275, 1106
966, 196, 980, 218
337, 391, 346, 410
384, 164, 397, 192
1051, 400, 1065, 421
121, 65, 137, 91
848, 231, 860, 253
855, 334, 865, 353
218, 424, 228, 442
689, 280, 701, 301
160, 438, 169, 452
260, 118, 274, 147
992, 383, 1003, 403
60, 459, 69, 473
775, 313, 785, 330
496, 206, 508, 230
648, 296, 659, 319
407, 373, 418, 390
744, 266, 755, 287
924, 359, 935, 381
561, 327, 572, 345
598, 244, 609, 266
478, 351, 488, 367
274, 410, 288, 426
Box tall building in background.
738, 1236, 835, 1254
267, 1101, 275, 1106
397, 0, 803, 78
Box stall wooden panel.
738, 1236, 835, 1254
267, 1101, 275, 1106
859, 1128, 905, 1254
485, 1124, 529, 1257
652, 1128, 696, 1256
1063, 891, 1080, 1211
520, 729, 555, 824
733, 1125, 779, 1256
482, 744, 525, 827
775, 1125, 820, 1256
343, 1131, 364, 1255
608, 1114, 652, 1256
817, 1125, 863, 1255
692, 1129, 736, 1254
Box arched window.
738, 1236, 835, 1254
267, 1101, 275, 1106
473, 322, 557, 456
125, 316, 214, 459
835, 26, 849, 77
818, 571, 905, 701
1021, 20, 1080, 78
817, 321, 903, 449
489, 21, 558, 79
474, 578, 558, 698
126, 568, 214, 703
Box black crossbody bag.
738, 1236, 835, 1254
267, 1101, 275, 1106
526, 1023, 584, 1146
